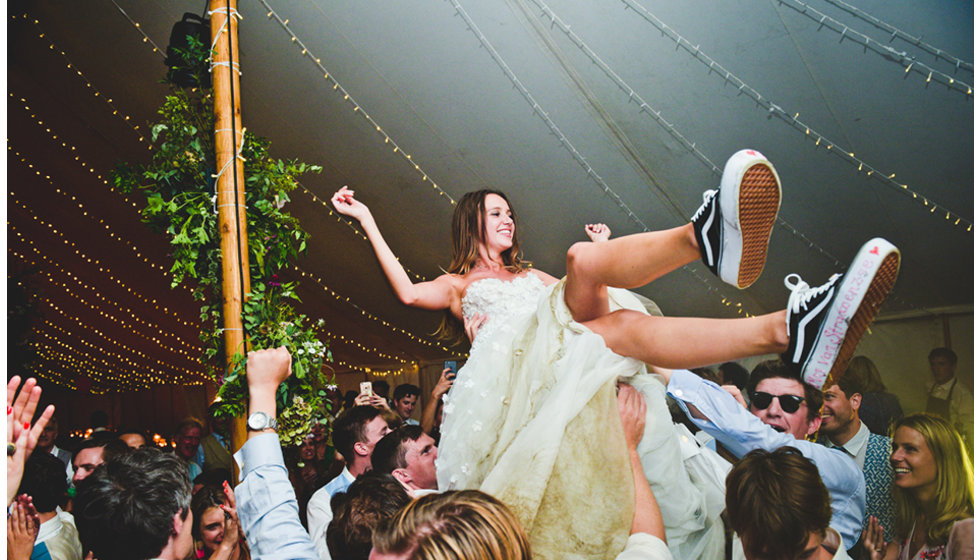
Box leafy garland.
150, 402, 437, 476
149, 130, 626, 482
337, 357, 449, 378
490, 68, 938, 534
113, 36, 331, 446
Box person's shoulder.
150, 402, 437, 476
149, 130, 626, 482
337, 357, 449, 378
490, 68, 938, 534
528, 268, 559, 285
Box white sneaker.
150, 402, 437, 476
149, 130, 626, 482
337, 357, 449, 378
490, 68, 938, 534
782, 238, 901, 389
691, 149, 781, 289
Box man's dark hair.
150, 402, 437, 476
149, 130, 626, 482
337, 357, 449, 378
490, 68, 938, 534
74, 436, 130, 462
726, 447, 832, 559
392, 384, 420, 402
719, 362, 750, 390
835, 365, 863, 399
372, 380, 390, 399
747, 359, 823, 422
371, 424, 424, 474
19, 452, 67, 513
327, 472, 411, 560
332, 405, 383, 464
928, 347, 958, 364
74, 447, 192, 560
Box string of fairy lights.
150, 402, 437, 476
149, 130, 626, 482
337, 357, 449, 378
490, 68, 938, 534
31, 317, 206, 392
13, 13, 151, 148
617, 0, 972, 233
8, 223, 211, 387
9, 228, 198, 330
9, 247, 200, 355
37, 301, 208, 385
8, 238, 200, 370
7, 92, 146, 216
8, 148, 169, 277
775, 0, 972, 94
818, 0, 972, 73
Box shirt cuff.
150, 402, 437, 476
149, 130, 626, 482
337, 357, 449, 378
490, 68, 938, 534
234, 432, 284, 481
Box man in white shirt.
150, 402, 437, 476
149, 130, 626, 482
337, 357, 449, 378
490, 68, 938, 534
307, 405, 391, 560
925, 347, 973, 450
391, 384, 420, 426
19, 453, 83, 560
37, 414, 74, 482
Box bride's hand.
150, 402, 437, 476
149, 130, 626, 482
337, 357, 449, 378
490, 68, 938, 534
464, 313, 488, 343
331, 186, 371, 222
585, 223, 610, 242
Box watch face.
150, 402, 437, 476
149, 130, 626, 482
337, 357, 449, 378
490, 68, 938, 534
248, 412, 269, 430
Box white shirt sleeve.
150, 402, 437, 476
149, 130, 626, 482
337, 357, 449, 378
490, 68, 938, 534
615, 533, 673, 560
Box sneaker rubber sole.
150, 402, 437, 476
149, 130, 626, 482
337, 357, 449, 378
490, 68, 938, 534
801, 239, 900, 389
735, 163, 781, 289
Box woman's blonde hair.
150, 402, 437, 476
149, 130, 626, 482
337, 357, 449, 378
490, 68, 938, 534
372, 490, 532, 560
892, 413, 973, 545
436, 190, 528, 343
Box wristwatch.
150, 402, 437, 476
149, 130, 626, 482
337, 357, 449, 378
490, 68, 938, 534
246, 411, 278, 432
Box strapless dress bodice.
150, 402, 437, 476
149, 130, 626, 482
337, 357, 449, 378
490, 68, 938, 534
461, 273, 547, 345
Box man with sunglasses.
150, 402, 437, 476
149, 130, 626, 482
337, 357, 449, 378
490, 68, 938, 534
662, 360, 866, 556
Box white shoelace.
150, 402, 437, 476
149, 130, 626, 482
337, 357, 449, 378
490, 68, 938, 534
784, 273, 841, 313
691, 189, 718, 222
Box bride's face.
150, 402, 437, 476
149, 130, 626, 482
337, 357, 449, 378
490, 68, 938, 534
482, 193, 514, 253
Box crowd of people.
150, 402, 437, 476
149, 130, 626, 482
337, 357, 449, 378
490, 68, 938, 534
7, 150, 973, 559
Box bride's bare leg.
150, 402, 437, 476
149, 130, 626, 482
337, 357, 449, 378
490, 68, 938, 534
584, 309, 789, 369
565, 223, 700, 322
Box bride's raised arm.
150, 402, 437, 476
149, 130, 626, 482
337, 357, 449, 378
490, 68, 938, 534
331, 186, 455, 311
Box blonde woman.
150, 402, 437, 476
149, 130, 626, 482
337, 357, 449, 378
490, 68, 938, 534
863, 413, 973, 559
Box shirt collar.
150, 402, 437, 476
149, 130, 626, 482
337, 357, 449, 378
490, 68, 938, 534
341, 466, 356, 483
839, 422, 870, 456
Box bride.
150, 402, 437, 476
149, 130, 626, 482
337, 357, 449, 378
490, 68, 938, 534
331, 150, 898, 559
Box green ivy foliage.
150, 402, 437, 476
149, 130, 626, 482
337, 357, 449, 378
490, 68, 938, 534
112, 35, 332, 447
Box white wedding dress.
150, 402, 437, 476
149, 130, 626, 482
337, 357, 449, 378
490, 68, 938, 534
436, 273, 726, 560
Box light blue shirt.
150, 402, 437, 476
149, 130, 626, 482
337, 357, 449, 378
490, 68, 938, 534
307, 467, 357, 560
666, 370, 866, 550
235, 433, 317, 560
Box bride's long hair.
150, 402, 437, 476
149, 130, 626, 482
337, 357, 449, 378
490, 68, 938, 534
437, 189, 528, 343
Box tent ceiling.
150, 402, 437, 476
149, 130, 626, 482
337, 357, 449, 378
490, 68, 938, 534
7, 0, 972, 392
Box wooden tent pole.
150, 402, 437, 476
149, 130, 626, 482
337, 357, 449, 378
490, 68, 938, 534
210, 0, 250, 456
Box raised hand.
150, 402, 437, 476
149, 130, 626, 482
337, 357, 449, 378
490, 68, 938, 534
7, 376, 55, 506
217, 480, 243, 560
330, 186, 372, 222
584, 223, 611, 243
433, 368, 455, 399
7, 495, 39, 560
861, 516, 890, 560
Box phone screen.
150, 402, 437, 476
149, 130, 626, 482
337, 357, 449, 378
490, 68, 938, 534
444, 360, 457, 373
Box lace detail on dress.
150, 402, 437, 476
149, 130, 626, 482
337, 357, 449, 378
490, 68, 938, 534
461, 274, 546, 347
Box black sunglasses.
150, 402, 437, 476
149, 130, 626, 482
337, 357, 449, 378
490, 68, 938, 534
749, 391, 806, 413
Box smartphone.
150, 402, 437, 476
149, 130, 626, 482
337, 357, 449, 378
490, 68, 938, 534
359, 381, 373, 398
444, 361, 457, 380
